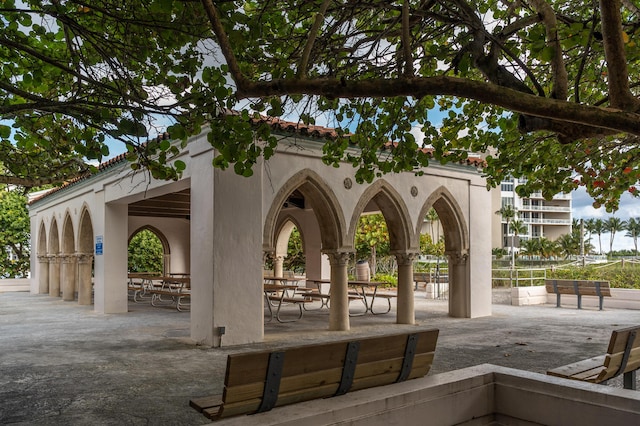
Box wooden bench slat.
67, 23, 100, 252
548, 325, 640, 389
547, 355, 605, 378
189, 395, 222, 412
196, 329, 439, 420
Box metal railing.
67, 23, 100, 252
492, 268, 547, 288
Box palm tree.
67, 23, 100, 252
520, 238, 540, 260
425, 208, 440, 243
625, 218, 640, 256
538, 237, 557, 261
495, 205, 517, 268
605, 217, 626, 254
509, 219, 528, 259
556, 233, 578, 259
591, 218, 606, 254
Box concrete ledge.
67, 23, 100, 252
511, 285, 548, 306
212, 364, 640, 425
0, 278, 30, 293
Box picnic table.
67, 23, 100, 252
263, 277, 309, 323
305, 279, 396, 315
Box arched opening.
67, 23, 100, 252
48, 218, 61, 297
418, 187, 470, 318
77, 208, 94, 305
61, 213, 77, 301
128, 226, 170, 275
417, 207, 448, 300
263, 170, 348, 330
37, 221, 49, 294
266, 218, 306, 278
349, 180, 415, 323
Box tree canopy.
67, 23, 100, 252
1, 1, 639, 211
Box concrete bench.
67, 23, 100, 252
547, 325, 640, 390
545, 279, 611, 310
189, 329, 439, 421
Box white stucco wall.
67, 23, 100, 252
29, 126, 493, 346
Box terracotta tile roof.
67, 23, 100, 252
28, 116, 484, 204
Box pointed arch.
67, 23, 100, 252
62, 212, 75, 254
275, 215, 304, 257
418, 186, 469, 254
348, 179, 415, 252
48, 217, 60, 255
77, 206, 95, 305
263, 169, 345, 253
37, 221, 47, 256
78, 206, 94, 253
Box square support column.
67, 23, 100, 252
93, 201, 128, 314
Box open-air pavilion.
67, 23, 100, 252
28, 117, 492, 347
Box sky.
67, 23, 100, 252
571, 187, 640, 252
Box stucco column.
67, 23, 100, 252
327, 251, 351, 331
448, 251, 470, 318
37, 255, 49, 294
48, 255, 61, 297
61, 254, 78, 302
395, 252, 416, 324
77, 253, 94, 305
273, 255, 284, 277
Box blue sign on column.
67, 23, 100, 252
95, 235, 103, 255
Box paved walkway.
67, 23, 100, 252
1, 291, 639, 425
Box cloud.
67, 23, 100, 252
572, 187, 640, 252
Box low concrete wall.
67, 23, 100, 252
213, 364, 640, 425
0, 278, 30, 293
511, 286, 640, 310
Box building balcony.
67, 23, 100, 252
520, 204, 571, 213
522, 218, 571, 225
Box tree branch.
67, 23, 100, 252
236, 75, 640, 137
402, 0, 414, 76
528, 0, 568, 100
298, 0, 331, 78
600, 0, 640, 109
200, 0, 250, 91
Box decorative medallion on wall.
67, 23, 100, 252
343, 178, 353, 189
410, 186, 418, 197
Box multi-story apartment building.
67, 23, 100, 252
492, 177, 572, 251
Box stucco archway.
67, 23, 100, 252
37, 221, 49, 294
263, 169, 346, 254
48, 217, 61, 297
263, 169, 352, 330
349, 179, 417, 324
419, 186, 471, 318
61, 213, 77, 301
77, 207, 94, 305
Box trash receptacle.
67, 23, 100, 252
355, 260, 370, 282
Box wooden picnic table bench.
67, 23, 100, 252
146, 276, 191, 311
189, 328, 439, 421
547, 325, 640, 390
545, 279, 611, 310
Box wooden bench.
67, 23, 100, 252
189, 329, 439, 421
547, 325, 640, 390
545, 279, 611, 310
414, 272, 429, 291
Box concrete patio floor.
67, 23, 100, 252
1, 291, 639, 425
